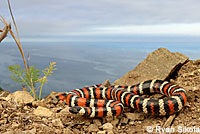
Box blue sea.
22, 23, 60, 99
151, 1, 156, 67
0, 41, 200, 97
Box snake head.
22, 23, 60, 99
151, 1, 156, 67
69, 106, 83, 114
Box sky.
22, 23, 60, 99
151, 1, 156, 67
1, 0, 200, 42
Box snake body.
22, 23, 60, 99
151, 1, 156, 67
56, 80, 187, 118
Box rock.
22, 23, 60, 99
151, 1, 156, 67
103, 116, 114, 123
24, 128, 36, 134
32, 100, 46, 107
102, 123, 113, 131
63, 127, 73, 134
72, 128, 80, 134
129, 121, 135, 125
88, 124, 99, 132
0, 91, 10, 97
102, 79, 111, 87
124, 113, 145, 121
93, 119, 102, 127
59, 107, 70, 114
111, 118, 119, 127
120, 118, 129, 124
108, 131, 114, 134
12, 122, 20, 129
52, 119, 64, 128
42, 118, 49, 125
3, 130, 24, 134
113, 48, 188, 85
44, 91, 60, 103
6, 91, 35, 105
51, 107, 63, 113
33, 106, 53, 117
97, 130, 106, 134
0, 119, 7, 124
54, 129, 63, 134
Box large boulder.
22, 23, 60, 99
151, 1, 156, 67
113, 48, 188, 85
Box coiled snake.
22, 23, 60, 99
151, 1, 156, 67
56, 80, 187, 118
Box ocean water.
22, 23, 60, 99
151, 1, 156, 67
0, 41, 200, 97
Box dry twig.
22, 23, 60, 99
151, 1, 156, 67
7, 0, 28, 72
162, 114, 177, 128
0, 17, 11, 43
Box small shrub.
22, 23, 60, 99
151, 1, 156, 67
8, 62, 56, 100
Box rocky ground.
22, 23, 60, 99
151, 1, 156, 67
0, 48, 200, 134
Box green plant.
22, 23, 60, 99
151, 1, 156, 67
8, 62, 56, 100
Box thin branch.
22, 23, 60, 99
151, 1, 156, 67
0, 24, 11, 43
27, 52, 30, 70
0, 17, 11, 43
9, 29, 23, 54
7, 0, 21, 45
7, 0, 28, 73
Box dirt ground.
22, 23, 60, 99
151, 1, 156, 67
0, 60, 200, 134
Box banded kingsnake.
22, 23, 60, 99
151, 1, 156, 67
56, 80, 187, 118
